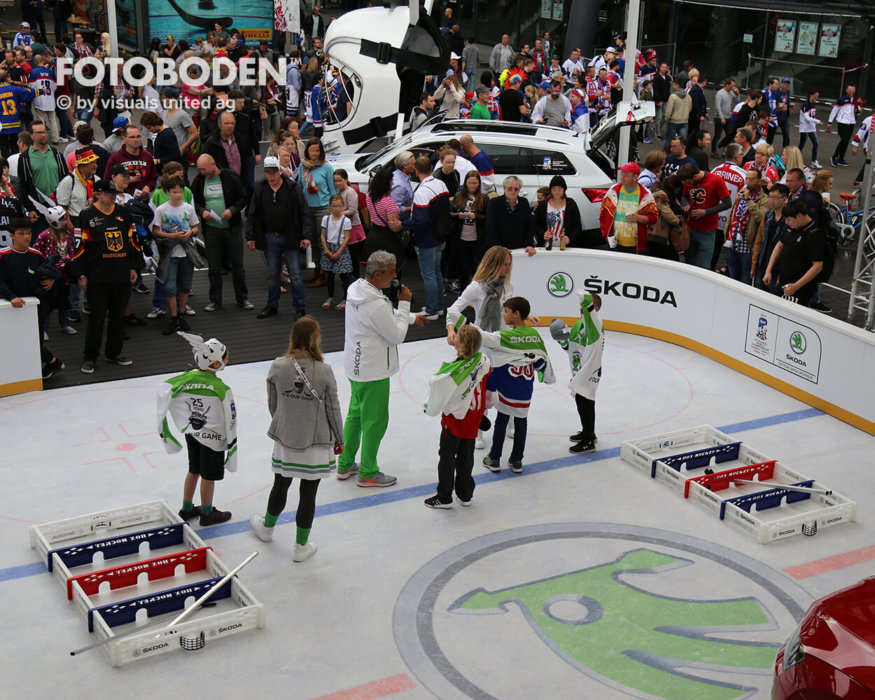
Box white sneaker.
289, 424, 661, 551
43, 331, 49, 341
61, 325, 78, 335
475, 430, 486, 450
250, 515, 273, 542
811, 160, 822, 169
184, 305, 196, 316
508, 424, 515, 439
293, 542, 317, 562
146, 307, 166, 319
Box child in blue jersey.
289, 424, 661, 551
0, 73, 42, 155
479, 296, 555, 474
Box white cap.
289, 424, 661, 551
21, 21, 30, 29
263, 156, 281, 170
450, 51, 461, 60
46, 206, 68, 228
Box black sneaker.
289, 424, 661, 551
199, 508, 232, 526
163, 316, 180, 335
178, 315, 191, 332
257, 306, 278, 319
124, 313, 147, 326
424, 495, 453, 509
295, 308, 306, 320
569, 432, 598, 443
67, 309, 82, 322
42, 357, 64, 379
178, 506, 202, 521
133, 280, 150, 294
809, 301, 832, 313
569, 440, 597, 454
106, 355, 133, 366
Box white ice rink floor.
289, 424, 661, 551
2, 331, 874, 700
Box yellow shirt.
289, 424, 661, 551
614, 185, 640, 248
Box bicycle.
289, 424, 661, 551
829, 190, 875, 249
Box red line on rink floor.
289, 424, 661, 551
784, 544, 875, 579
311, 674, 416, 700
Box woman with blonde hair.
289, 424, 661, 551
251, 316, 344, 562
745, 142, 779, 186
780, 145, 812, 185
810, 168, 834, 204
434, 71, 465, 119
446, 245, 513, 448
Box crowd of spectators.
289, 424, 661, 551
0, 3, 864, 385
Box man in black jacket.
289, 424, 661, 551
71, 178, 143, 374
652, 63, 672, 140
191, 154, 252, 312
245, 157, 311, 319
484, 176, 537, 254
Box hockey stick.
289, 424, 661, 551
70, 551, 258, 656
731, 478, 832, 495
166, 0, 232, 30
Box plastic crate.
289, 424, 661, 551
620, 425, 735, 475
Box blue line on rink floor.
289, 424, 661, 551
1, 407, 824, 584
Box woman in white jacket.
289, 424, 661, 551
250, 317, 344, 562
446, 245, 513, 448
435, 71, 465, 119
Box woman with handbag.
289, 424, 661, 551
250, 317, 344, 563
363, 165, 407, 266
298, 138, 336, 287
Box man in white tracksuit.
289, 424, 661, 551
337, 251, 423, 487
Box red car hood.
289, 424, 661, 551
801, 577, 875, 689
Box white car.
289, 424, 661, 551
325, 102, 654, 236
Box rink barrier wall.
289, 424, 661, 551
0, 297, 42, 396
510, 249, 875, 435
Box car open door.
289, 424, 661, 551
586, 101, 656, 174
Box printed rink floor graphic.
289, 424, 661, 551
2, 331, 873, 699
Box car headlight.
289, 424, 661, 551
782, 621, 805, 670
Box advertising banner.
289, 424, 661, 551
818, 24, 841, 58
774, 19, 796, 53
275, 0, 301, 33
509, 249, 875, 434
796, 22, 818, 56
142, 0, 273, 44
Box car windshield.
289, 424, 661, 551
355, 132, 415, 171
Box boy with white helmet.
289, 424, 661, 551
157, 332, 237, 526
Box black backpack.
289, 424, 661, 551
817, 201, 839, 284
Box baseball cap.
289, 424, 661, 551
645, 49, 657, 61
781, 76, 791, 83
537, 81, 550, 90
112, 116, 129, 132
619, 162, 641, 175
162, 86, 179, 99
20, 21, 30, 29
109, 164, 132, 177
605, 47, 616, 54
464, 91, 474, 101
263, 156, 281, 170
450, 51, 461, 60
93, 178, 115, 193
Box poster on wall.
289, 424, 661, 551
552, 0, 563, 21
774, 19, 796, 53
540, 0, 552, 20
148, 0, 273, 44
796, 21, 818, 56
275, 0, 300, 33
818, 24, 841, 58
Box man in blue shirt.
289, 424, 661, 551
0, 69, 42, 158
763, 77, 780, 145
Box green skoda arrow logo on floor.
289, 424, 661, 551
451, 548, 778, 699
